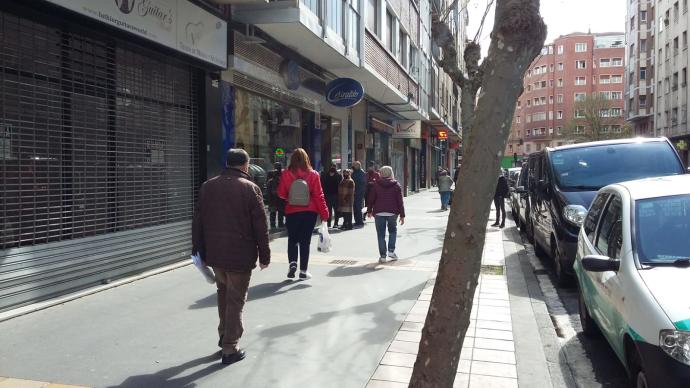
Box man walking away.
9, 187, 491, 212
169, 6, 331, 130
438, 170, 454, 211
492, 173, 510, 228
367, 166, 405, 263
351, 161, 366, 227
192, 149, 270, 365
266, 162, 285, 229
320, 164, 342, 228
337, 169, 355, 230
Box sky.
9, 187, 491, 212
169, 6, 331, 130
465, 0, 626, 55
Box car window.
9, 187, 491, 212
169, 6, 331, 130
635, 194, 690, 263
596, 196, 622, 257
584, 193, 610, 243
549, 142, 684, 191
519, 166, 528, 187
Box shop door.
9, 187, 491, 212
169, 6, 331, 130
0, 10, 200, 311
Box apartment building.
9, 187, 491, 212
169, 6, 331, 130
651, 0, 690, 165
505, 33, 626, 166
626, 0, 656, 136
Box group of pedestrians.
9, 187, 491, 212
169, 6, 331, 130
192, 148, 405, 366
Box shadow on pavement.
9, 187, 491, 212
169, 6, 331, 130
426, 209, 446, 214
326, 264, 382, 277
189, 281, 312, 309
106, 352, 224, 388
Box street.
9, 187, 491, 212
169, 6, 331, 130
0, 189, 642, 388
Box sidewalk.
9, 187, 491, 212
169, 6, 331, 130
367, 214, 553, 388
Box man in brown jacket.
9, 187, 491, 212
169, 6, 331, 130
192, 148, 270, 365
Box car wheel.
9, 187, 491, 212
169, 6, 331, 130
552, 241, 572, 287
578, 288, 599, 337
628, 347, 648, 388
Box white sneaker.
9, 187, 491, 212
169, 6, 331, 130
299, 270, 312, 279
387, 251, 398, 260
379, 256, 387, 264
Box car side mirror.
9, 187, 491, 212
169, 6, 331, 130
582, 255, 620, 272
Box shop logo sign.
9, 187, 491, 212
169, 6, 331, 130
325, 78, 364, 108
392, 120, 422, 139
114, 0, 136, 14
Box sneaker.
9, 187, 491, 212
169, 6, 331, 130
379, 256, 387, 264
387, 251, 398, 260
221, 349, 246, 365
287, 264, 297, 279
299, 271, 312, 279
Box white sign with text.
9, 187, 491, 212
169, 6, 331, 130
392, 120, 422, 139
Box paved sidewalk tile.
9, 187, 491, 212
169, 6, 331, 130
372, 365, 412, 383
472, 349, 516, 365
475, 328, 514, 341
471, 361, 518, 379
395, 330, 422, 342
381, 352, 417, 367
366, 380, 408, 388
400, 321, 424, 332
388, 340, 420, 354
469, 374, 518, 388
474, 337, 515, 352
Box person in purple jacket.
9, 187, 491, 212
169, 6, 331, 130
366, 166, 405, 264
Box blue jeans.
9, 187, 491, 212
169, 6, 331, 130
440, 191, 451, 208
375, 215, 398, 257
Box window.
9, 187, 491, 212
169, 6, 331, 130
611, 75, 622, 83
526, 129, 532, 136
611, 91, 622, 99
640, 67, 647, 80
575, 125, 585, 133
558, 62, 564, 71
640, 95, 647, 107
673, 72, 679, 90
385, 10, 393, 51
575, 43, 587, 52
683, 67, 687, 86
600, 75, 610, 84
575, 76, 586, 85
327, 0, 344, 37
675, 37, 680, 55
550, 64, 554, 72
516, 116, 521, 123
600, 58, 611, 67
600, 108, 610, 117
557, 111, 563, 119
525, 143, 532, 152
549, 79, 554, 87
641, 10, 647, 22
575, 109, 585, 118
409, 46, 418, 77
575, 93, 586, 101
557, 94, 564, 103
684, 31, 688, 49
366, 0, 378, 34
666, 43, 671, 60
536, 143, 542, 151
640, 39, 647, 52
398, 29, 407, 65
675, 1, 680, 22
556, 127, 563, 135
612, 58, 623, 66
557, 78, 563, 87
558, 45, 564, 54
303, 0, 319, 15
601, 125, 610, 133
584, 193, 610, 243
549, 95, 554, 103
549, 111, 553, 119
595, 196, 623, 259
685, 0, 688, 13
600, 91, 611, 100
576, 60, 587, 69
611, 108, 622, 117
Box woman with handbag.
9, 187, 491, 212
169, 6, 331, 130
277, 149, 330, 279
337, 169, 355, 230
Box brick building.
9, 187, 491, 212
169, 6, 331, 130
504, 33, 627, 166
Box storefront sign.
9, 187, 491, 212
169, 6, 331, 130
392, 120, 421, 139
325, 78, 364, 107
45, 0, 228, 68
370, 118, 394, 135
437, 130, 448, 140
275, 147, 285, 157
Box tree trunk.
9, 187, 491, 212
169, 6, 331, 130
409, 1, 546, 387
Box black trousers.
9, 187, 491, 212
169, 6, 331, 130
494, 196, 506, 225
326, 195, 338, 227
353, 193, 364, 225
286, 211, 318, 271
269, 209, 285, 228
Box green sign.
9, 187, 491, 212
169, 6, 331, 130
275, 148, 285, 157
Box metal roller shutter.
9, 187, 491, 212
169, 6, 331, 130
0, 9, 200, 311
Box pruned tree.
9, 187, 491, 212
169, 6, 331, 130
409, 1, 546, 387
562, 93, 631, 143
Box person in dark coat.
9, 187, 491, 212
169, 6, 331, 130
492, 173, 510, 228
192, 148, 270, 366
337, 169, 355, 230
351, 161, 367, 227
364, 163, 380, 210
320, 164, 342, 228
367, 166, 405, 263
266, 162, 285, 229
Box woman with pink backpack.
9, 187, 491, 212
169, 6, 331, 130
277, 148, 330, 279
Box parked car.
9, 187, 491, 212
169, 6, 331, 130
510, 164, 530, 232
526, 137, 686, 285
575, 175, 690, 388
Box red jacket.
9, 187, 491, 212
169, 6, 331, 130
278, 168, 330, 221
367, 178, 405, 217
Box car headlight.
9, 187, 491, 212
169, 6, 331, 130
563, 205, 588, 227
659, 329, 690, 366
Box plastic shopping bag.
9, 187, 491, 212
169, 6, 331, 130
191, 253, 216, 284
317, 223, 332, 253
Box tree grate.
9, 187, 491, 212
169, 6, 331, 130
329, 259, 358, 265
480, 265, 505, 275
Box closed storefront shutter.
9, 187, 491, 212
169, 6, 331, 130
0, 9, 200, 311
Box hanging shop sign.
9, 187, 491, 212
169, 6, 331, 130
392, 120, 422, 139
275, 147, 285, 157
325, 78, 364, 107
45, 0, 228, 68
437, 130, 448, 140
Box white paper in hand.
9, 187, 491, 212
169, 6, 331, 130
191, 253, 216, 284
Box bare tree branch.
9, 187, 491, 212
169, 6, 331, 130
473, 0, 496, 42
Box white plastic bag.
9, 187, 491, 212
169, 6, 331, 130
317, 223, 332, 253
191, 253, 216, 284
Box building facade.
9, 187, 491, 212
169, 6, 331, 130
626, 0, 656, 137
506, 32, 626, 166
649, 0, 690, 165
0, 0, 228, 311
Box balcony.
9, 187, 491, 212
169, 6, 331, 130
232, 1, 360, 71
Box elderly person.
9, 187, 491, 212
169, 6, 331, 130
438, 170, 454, 211
367, 166, 405, 263
337, 169, 355, 230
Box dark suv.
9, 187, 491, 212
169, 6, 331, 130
526, 137, 686, 285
